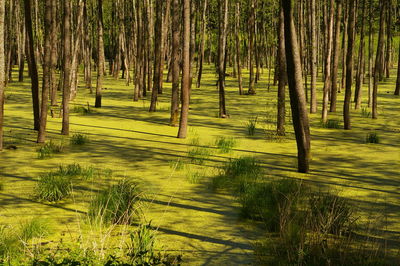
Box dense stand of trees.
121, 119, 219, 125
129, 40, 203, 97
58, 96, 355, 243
0, 0, 399, 171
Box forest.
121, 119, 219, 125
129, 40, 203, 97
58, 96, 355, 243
0, 0, 399, 264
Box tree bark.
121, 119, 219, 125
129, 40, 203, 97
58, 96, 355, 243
196, 0, 208, 88
277, 7, 286, 136
235, 2, 243, 95
281, 0, 311, 173
310, 0, 317, 113
177, 0, 191, 138
248, 0, 256, 95
329, 0, 342, 112
149, 0, 162, 112
354, 0, 366, 110
170, 0, 180, 126
217, 0, 228, 118
24, 0, 40, 131
95, 0, 105, 108
395, 42, 400, 96
343, 0, 356, 129
0, 0, 4, 150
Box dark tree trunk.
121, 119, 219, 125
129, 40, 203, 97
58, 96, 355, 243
0, 0, 4, 150
37, 0, 53, 143
395, 42, 400, 95
177, 0, 190, 138
196, 0, 207, 88
61, 0, 72, 135
330, 0, 342, 112
95, 0, 105, 108
50, 0, 58, 106
343, 0, 356, 129
24, 0, 40, 131
354, 0, 366, 110
248, 0, 256, 95
310, 0, 317, 113
217, 0, 228, 118
170, 0, 180, 126
149, 0, 162, 112
235, 2, 243, 95
277, 7, 286, 136
281, 0, 311, 173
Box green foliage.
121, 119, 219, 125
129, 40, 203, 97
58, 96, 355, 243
70, 133, 90, 145
246, 117, 258, 136
169, 159, 186, 171
187, 171, 203, 184
214, 136, 236, 153
0, 225, 19, 261
321, 119, 341, 129
56, 163, 96, 180
35, 172, 72, 202
37, 141, 64, 159
19, 218, 50, 242
72, 104, 94, 115
187, 138, 213, 165
361, 107, 371, 118
87, 180, 142, 225
366, 132, 380, 143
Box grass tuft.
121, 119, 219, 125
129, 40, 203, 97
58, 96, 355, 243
245, 117, 258, 136
37, 141, 64, 159
321, 119, 341, 129
214, 136, 236, 153
19, 218, 50, 242
35, 172, 72, 202
366, 132, 380, 143
70, 133, 90, 145
361, 107, 371, 118
87, 180, 142, 225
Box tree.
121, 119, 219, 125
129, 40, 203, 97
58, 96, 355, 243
170, 0, 180, 126
177, 0, 191, 138
354, 0, 366, 110
235, 2, 243, 95
309, 0, 317, 113
248, 0, 256, 95
37, 0, 53, 143
281, 0, 311, 173
196, 0, 208, 89
277, 7, 286, 136
0, 0, 4, 150
149, 0, 162, 112
24, 0, 40, 131
330, 0, 342, 112
217, 0, 228, 118
95, 0, 105, 108
343, 0, 356, 129
395, 42, 400, 96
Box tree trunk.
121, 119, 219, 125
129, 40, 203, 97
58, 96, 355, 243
37, 0, 53, 143
384, 0, 392, 78
329, 0, 342, 112
24, 0, 40, 131
354, 0, 366, 110
277, 7, 286, 136
372, 0, 386, 119
248, 0, 256, 95
310, 0, 317, 113
395, 42, 400, 95
235, 2, 243, 95
61, 0, 72, 135
149, 0, 162, 112
367, 0, 373, 106
343, 0, 356, 129
0, 0, 4, 150
177, 0, 190, 138
50, 0, 58, 105
170, 0, 180, 126
196, 0, 207, 88
281, 0, 311, 173
217, 0, 228, 117
95, 0, 105, 108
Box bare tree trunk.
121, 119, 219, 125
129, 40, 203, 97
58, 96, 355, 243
61, 0, 72, 135
95, 0, 105, 108
37, 0, 53, 143
217, 0, 228, 117
330, 0, 342, 112
196, 0, 207, 88
310, 0, 317, 113
0, 0, 4, 150
282, 0, 311, 173
384, 0, 392, 78
277, 7, 286, 136
149, 0, 162, 112
50, 0, 58, 105
170, 0, 180, 126
395, 42, 400, 95
235, 2, 243, 95
24, 0, 40, 131
372, 0, 386, 119
341, 0, 348, 92
367, 0, 373, 106
354, 0, 366, 110
343, 0, 355, 129
248, 0, 256, 95
177, 0, 190, 138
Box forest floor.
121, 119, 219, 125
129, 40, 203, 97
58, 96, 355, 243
0, 65, 399, 265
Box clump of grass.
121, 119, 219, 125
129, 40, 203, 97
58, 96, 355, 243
361, 107, 371, 118
72, 103, 94, 115
187, 171, 203, 184
35, 172, 72, 202
70, 133, 90, 145
87, 180, 143, 225
37, 141, 64, 159
366, 132, 380, 143
19, 218, 50, 242
246, 117, 258, 136
169, 159, 186, 171
187, 137, 212, 165
321, 119, 341, 129
127, 223, 157, 263
0, 225, 19, 261
57, 163, 96, 180
214, 136, 236, 153
308, 192, 355, 235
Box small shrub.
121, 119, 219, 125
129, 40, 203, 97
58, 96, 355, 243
321, 119, 341, 129
127, 223, 157, 263
308, 192, 355, 235
19, 218, 50, 242
87, 180, 142, 225
361, 107, 371, 118
214, 136, 236, 153
37, 141, 64, 159
70, 133, 90, 145
366, 132, 380, 143
35, 172, 72, 202
246, 117, 258, 136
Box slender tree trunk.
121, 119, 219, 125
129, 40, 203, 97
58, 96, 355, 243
395, 42, 400, 95
50, 0, 58, 105
149, 0, 162, 112
61, 0, 72, 135
235, 3, 243, 95
170, 0, 180, 126
217, 0, 228, 117
330, 0, 342, 112
354, 0, 366, 110
281, 0, 311, 173
177, 0, 190, 138
341, 0, 348, 92
372, 0, 386, 119
322, 0, 334, 123
159, 0, 171, 92
384, 0, 392, 78
277, 7, 286, 136
310, 0, 317, 113
95, 0, 105, 108
196, 0, 207, 88
343, 0, 356, 129
367, 0, 373, 106
0, 0, 4, 150
248, 0, 256, 95
24, 0, 40, 131
37, 0, 53, 143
